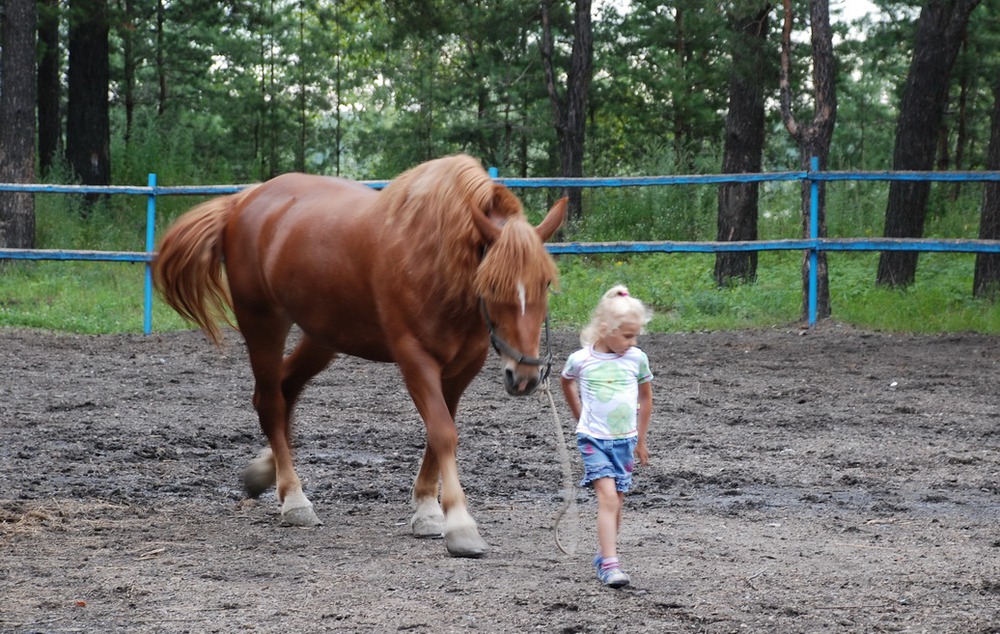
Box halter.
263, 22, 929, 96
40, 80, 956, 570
480, 299, 553, 385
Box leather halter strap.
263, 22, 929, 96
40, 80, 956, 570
480, 299, 553, 384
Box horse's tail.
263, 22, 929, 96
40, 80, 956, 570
153, 189, 253, 346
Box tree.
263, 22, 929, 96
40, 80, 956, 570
715, 3, 773, 286
588, 1, 728, 176
541, 0, 593, 221
875, 0, 981, 288
66, 0, 111, 204
37, 0, 61, 177
0, 0, 37, 249
973, 76, 1000, 299
779, 0, 837, 320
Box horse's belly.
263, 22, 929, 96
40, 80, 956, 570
280, 299, 394, 361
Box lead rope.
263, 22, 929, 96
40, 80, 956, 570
540, 380, 577, 556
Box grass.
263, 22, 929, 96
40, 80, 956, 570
0, 261, 191, 334
1, 180, 998, 335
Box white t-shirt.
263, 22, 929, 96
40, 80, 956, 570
561, 346, 653, 439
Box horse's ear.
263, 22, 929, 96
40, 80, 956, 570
535, 197, 567, 242
487, 184, 522, 220
473, 184, 521, 245
471, 201, 501, 245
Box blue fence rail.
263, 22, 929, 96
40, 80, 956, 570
2, 163, 1000, 333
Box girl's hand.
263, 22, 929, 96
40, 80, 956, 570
635, 440, 649, 466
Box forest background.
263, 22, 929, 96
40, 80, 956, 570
1, 0, 1000, 333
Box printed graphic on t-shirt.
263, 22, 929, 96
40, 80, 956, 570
561, 346, 652, 440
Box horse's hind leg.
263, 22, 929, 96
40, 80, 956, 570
241, 323, 332, 527
410, 445, 445, 538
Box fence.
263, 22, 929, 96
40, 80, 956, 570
2, 160, 1000, 333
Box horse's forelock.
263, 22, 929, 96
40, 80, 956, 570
474, 221, 558, 304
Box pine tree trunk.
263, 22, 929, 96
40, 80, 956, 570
0, 0, 38, 249
715, 5, 771, 286
541, 0, 592, 222
779, 0, 836, 321
120, 0, 136, 144
37, 0, 61, 177
973, 78, 1000, 299
66, 0, 111, 209
876, 0, 981, 288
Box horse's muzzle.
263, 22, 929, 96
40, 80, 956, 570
504, 367, 540, 396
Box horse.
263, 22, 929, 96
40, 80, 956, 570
152, 154, 566, 557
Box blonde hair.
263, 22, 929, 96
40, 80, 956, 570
580, 284, 653, 346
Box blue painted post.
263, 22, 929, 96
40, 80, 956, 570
143, 173, 157, 334
808, 157, 820, 327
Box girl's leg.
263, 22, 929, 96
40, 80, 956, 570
593, 477, 622, 559
616, 490, 624, 534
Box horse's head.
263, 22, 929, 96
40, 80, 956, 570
473, 191, 567, 396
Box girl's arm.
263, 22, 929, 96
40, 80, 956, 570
560, 376, 582, 422
635, 381, 653, 465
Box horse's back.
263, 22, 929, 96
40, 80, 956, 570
223, 173, 388, 353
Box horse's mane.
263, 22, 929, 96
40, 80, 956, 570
379, 154, 556, 308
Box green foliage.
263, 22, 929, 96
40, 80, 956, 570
551, 251, 802, 333
2, 181, 998, 335
830, 252, 1000, 332
0, 261, 189, 334
5, 0, 1000, 335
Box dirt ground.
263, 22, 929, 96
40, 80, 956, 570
1, 323, 999, 633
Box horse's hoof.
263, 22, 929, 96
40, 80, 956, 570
410, 513, 445, 539
445, 527, 490, 558
281, 504, 323, 527
243, 449, 276, 498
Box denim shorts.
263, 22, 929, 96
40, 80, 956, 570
577, 433, 638, 493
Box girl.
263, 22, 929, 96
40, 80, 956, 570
560, 285, 653, 588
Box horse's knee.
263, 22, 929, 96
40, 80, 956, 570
425, 424, 459, 458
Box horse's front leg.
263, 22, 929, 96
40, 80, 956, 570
400, 356, 488, 557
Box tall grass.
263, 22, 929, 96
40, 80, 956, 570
1, 173, 998, 335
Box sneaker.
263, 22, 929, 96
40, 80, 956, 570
593, 553, 610, 583
598, 565, 631, 588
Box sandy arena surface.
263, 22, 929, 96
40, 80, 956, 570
1, 324, 998, 632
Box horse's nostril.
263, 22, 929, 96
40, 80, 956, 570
503, 367, 540, 396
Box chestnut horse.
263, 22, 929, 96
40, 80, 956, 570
153, 155, 566, 557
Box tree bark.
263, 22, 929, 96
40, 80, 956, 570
973, 77, 1000, 299
156, 0, 166, 115
715, 4, 771, 286
66, 0, 111, 207
779, 0, 836, 321
120, 0, 136, 144
875, 0, 981, 288
541, 0, 593, 222
37, 0, 61, 177
0, 0, 38, 249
